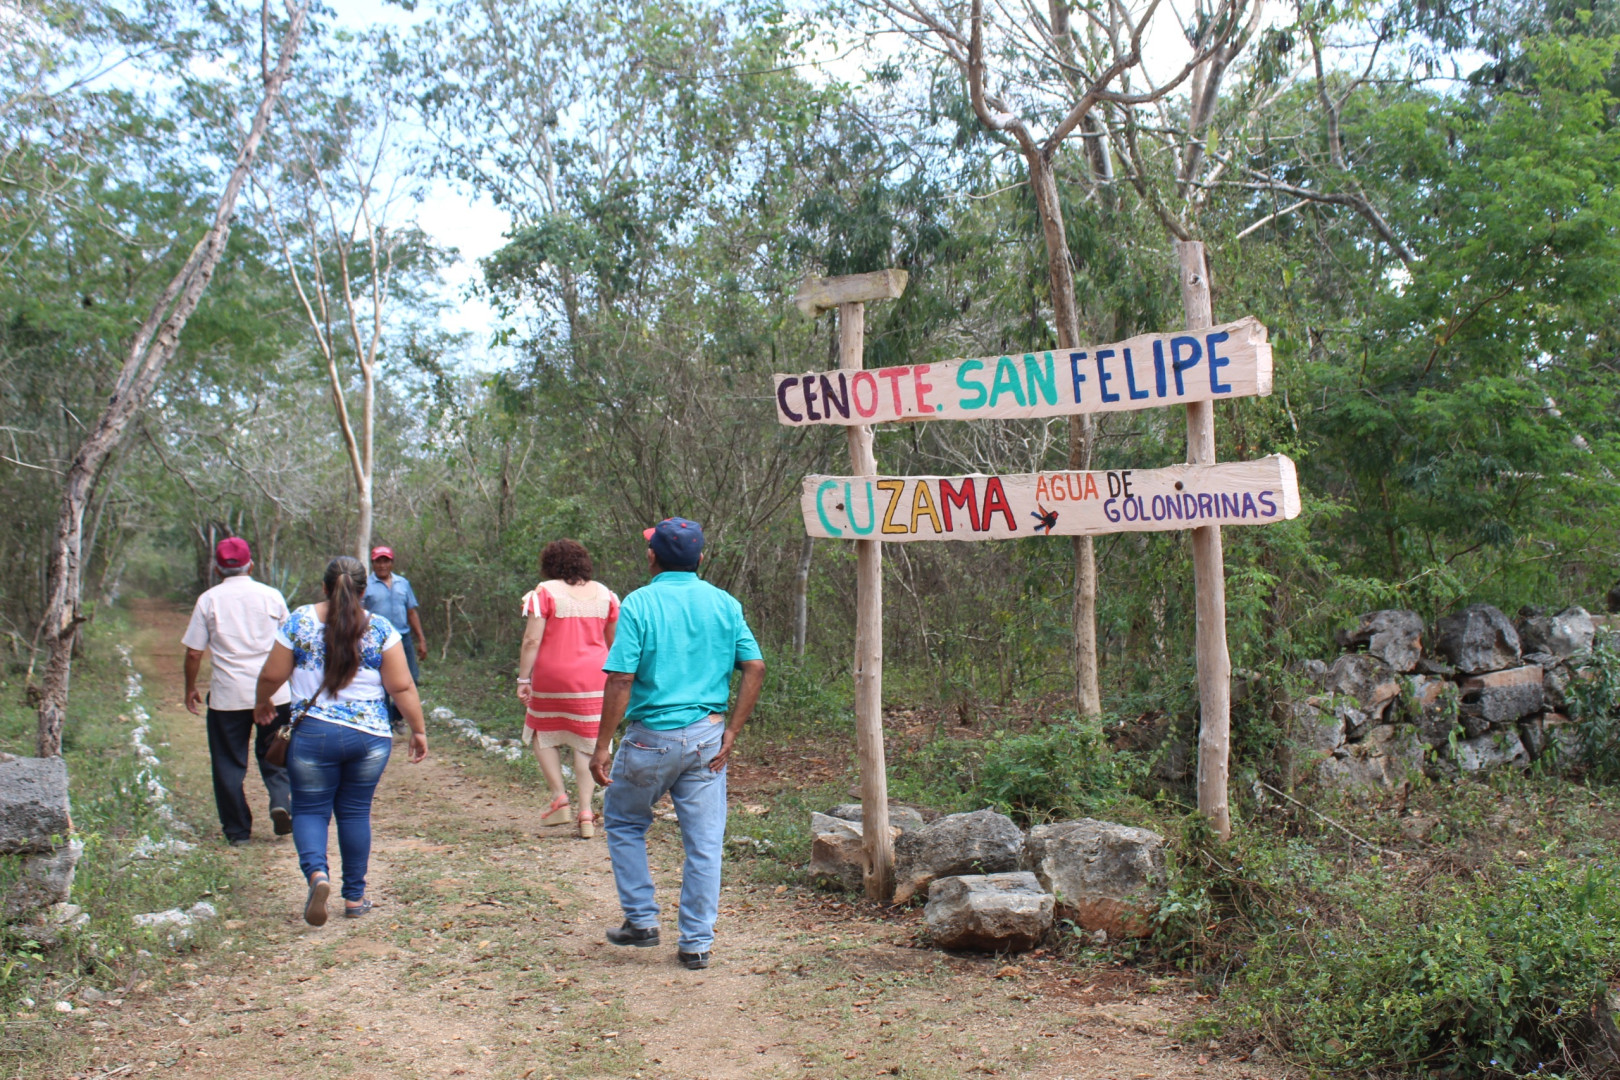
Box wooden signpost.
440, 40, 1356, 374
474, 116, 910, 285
794, 268, 907, 902
790, 243, 1263, 897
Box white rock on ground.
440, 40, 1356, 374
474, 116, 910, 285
1024, 819, 1166, 939
892, 809, 1024, 905
925, 872, 1054, 953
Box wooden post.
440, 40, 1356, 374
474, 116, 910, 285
1176, 240, 1233, 840
795, 268, 907, 901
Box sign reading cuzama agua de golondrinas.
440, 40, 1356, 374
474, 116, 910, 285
801, 457, 1301, 542
773, 317, 1272, 427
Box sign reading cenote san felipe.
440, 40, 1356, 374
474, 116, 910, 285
774, 317, 1271, 427
799, 456, 1301, 542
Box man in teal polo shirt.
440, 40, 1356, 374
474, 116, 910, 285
590, 517, 766, 970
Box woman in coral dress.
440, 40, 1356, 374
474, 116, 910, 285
516, 539, 619, 838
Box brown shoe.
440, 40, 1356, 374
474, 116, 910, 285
577, 810, 595, 839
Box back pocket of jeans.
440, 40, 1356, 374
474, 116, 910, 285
620, 740, 668, 785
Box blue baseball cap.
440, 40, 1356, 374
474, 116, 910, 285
643, 517, 704, 570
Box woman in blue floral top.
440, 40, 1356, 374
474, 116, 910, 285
255, 556, 428, 925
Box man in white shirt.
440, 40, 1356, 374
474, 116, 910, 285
182, 538, 292, 846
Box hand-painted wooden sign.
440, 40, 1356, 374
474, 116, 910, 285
774, 317, 1271, 427
800, 455, 1300, 542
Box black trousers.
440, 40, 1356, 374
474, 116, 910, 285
205, 703, 292, 841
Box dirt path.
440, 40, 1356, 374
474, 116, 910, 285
66, 600, 1273, 1080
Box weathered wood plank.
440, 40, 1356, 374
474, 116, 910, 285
774, 316, 1271, 426
838, 301, 894, 904
794, 269, 909, 317
800, 456, 1300, 542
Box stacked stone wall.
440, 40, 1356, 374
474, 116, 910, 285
1282, 604, 1601, 788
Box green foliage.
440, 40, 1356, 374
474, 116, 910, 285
974, 717, 1132, 823
1232, 859, 1620, 1075
1565, 634, 1620, 781
755, 652, 853, 733
882, 715, 1147, 824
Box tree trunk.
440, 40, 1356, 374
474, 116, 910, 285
1176, 240, 1232, 840
356, 472, 374, 565
356, 357, 376, 562
1026, 152, 1102, 718
34, 1, 311, 757
792, 534, 812, 658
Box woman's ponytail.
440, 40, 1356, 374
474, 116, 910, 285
320, 556, 369, 698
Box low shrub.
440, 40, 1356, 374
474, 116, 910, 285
1566, 636, 1620, 782
976, 716, 1133, 822
884, 715, 1142, 824
1227, 857, 1620, 1076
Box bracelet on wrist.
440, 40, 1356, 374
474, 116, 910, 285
517, 677, 531, 684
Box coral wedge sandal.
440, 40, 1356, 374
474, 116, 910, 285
540, 794, 572, 827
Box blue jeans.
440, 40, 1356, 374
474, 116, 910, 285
385, 634, 420, 727
287, 718, 392, 901
603, 717, 728, 952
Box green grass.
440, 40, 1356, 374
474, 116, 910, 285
0, 612, 255, 1058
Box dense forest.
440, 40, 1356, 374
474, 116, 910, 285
10, 0, 1620, 730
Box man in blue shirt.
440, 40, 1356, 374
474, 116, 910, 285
591, 517, 765, 970
363, 545, 427, 731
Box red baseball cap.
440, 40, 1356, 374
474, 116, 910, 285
215, 537, 252, 568
370, 546, 395, 561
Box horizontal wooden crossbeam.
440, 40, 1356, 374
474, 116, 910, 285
793, 269, 909, 317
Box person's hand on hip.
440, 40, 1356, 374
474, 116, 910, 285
710, 728, 737, 772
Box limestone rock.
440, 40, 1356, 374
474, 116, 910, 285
1454, 730, 1530, 772
0, 756, 72, 855
1519, 716, 1549, 760
1322, 654, 1401, 717
1282, 701, 1346, 755
1023, 819, 1166, 939
1435, 605, 1520, 674
810, 815, 867, 891
3, 838, 83, 920
1317, 728, 1426, 789
893, 810, 1024, 905
1278, 701, 1344, 787
825, 803, 927, 832
1338, 610, 1425, 672
1407, 675, 1459, 747
1414, 656, 1457, 678
924, 872, 1054, 953
1542, 715, 1584, 765
1458, 665, 1543, 727
1535, 663, 1574, 712
1518, 607, 1595, 660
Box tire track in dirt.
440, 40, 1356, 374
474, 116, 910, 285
68, 599, 1273, 1080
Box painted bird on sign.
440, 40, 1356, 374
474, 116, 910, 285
1031, 504, 1059, 534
